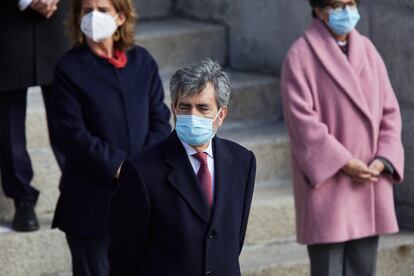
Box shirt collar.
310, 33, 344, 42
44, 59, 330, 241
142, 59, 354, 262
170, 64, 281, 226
180, 140, 214, 159
336, 40, 348, 47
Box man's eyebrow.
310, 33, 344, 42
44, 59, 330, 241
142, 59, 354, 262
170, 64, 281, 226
328, 0, 355, 5
196, 104, 211, 108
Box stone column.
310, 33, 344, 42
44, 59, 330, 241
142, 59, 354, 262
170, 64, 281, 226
369, 0, 414, 229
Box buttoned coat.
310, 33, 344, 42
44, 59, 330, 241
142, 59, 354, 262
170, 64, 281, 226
108, 131, 256, 276
281, 19, 404, 245
52, 45, 171, 237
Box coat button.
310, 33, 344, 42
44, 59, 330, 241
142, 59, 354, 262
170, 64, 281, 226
208, 230, 216, 239
205, 271, 213, 276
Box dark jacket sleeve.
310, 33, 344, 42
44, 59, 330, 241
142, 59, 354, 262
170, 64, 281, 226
1, 1, 19, 10
53, 64, 128, 181
143, 58, 171, 147
109, 160, 151, 276
239, 152, 256, 254
375, 156, 395, 175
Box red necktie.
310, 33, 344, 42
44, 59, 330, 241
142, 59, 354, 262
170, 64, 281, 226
193, 152, 212, 208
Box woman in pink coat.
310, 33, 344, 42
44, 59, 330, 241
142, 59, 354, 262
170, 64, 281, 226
281, 0, 404, 275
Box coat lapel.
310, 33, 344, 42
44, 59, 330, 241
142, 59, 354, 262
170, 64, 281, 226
209, 136, 236, 229
347, 30, 366, 77
165, 132, 211, 224
304, 19, 372, 121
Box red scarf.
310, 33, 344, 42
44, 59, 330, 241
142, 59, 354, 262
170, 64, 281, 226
97, 49, 128, 69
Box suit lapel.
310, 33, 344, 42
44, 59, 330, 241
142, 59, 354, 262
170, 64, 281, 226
209, 137, 236, 228
304, 19, 372, 121
165, 132, 211, 224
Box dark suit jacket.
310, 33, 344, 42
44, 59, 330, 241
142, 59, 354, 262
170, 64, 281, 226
0, 0, 69, 91
52, 45, 171, 237
109, 131, 256, 276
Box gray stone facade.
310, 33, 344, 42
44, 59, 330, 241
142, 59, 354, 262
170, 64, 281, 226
135, 0, 172, 19
0, 1, 413, 274
176, 0, 371, 75
176, 0, 414, 228
369, 1, 414, 229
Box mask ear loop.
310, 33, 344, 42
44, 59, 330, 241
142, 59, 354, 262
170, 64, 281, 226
211, 107, 222, 134
213, 107, 222, 121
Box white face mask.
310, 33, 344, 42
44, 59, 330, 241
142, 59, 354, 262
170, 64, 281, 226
80, 11, 118, 43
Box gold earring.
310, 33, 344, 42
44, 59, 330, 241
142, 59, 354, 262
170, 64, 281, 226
113, 30, 120, 41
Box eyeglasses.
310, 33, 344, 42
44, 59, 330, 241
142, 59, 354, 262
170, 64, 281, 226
323, 1, 358, 12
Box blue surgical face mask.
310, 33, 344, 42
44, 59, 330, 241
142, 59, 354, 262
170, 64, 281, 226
327, 6, 360, 36
175, 109, 222, 146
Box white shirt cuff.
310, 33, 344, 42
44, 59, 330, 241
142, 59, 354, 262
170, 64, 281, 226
18, 0, 32, 11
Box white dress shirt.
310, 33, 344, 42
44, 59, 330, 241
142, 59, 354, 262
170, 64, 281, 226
18, 0, 32, 11
180, 140, 215, 201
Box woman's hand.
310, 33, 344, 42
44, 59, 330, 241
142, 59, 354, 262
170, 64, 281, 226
368, 159, 385, 176
342, 158, 379, 183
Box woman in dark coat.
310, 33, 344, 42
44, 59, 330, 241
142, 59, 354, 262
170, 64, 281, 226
51, 0, 171, 275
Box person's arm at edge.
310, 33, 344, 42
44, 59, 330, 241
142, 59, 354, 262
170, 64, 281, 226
108, 159, 151, 275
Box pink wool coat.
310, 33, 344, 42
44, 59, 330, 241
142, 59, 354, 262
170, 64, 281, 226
281, 19, 405, 245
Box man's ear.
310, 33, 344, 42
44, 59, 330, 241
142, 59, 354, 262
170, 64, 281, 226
217, 106, 228, 127
171, 103, 177, 124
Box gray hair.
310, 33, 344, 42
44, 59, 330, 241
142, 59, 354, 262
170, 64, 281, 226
169, 59, 230, 108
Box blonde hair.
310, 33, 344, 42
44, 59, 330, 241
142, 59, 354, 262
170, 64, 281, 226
67, 0, 138, 51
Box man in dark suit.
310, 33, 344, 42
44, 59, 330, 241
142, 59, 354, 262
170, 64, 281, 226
109, 59, 257, 276
0, 0, 67, 231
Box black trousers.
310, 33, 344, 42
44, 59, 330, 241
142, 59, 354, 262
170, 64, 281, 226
0, 86, 64, 204
66, 234, 110, 276
307, 236, 380, 276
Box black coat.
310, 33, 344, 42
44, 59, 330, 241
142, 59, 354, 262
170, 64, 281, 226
0, 0, 69, 91
51, 45, 171, 237
109, 131, 256, 276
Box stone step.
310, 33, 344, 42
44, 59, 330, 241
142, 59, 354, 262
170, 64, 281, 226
245, 184, 295, 246
26, 70, 283, 152
220, 121, 291, 183
0, 184, 293, 275
136, 17, 226, 73
160, 70, 282, 123
2, 121, 290, 220
1, 216, 413, 276
1, 175, 295, 247
240, 233, 414, 276
0, 186, 293, 275
135, 0, 172, 19
226, 71, 281, 123
0, 215, 71, 276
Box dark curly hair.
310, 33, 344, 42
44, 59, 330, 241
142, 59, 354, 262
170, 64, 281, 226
308, 0, 360, 17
